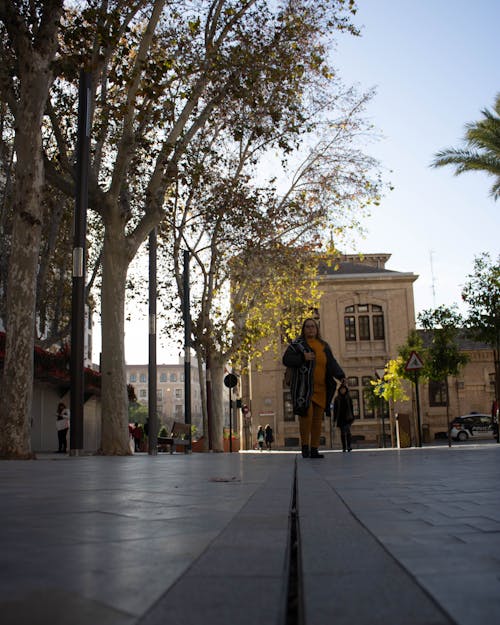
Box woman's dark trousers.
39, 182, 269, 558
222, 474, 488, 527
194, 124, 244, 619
340, 425, 352, 451
58, 428, 68, 453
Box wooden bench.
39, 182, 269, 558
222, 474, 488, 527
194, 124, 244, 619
158, 421, 191, 454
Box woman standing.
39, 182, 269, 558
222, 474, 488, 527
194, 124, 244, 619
333, 382, 355, 452
55, 402, 70, 453
256, 425, 265, 451
283, 318, 345, 458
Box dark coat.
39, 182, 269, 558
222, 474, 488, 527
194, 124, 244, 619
282, 337, 345, 417
333, 391, 354, 427
265, 426, 273, 443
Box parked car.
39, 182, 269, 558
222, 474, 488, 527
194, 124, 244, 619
449, 413, 497, 441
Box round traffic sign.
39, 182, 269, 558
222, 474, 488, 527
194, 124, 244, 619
224, 373, 238, 388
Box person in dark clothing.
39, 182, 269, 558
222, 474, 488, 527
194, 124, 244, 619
264, 424, 274, 451
333, 382, 355, 452
283, 318, 345, 459
55, 402, 70, 453
132, 422, 143, 452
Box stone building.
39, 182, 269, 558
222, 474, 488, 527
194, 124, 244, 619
125, 360, 203, 434
241, 254, 496, 449
418, 331, 496, 440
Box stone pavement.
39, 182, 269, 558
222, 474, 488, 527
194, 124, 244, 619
1, 444, 499, 625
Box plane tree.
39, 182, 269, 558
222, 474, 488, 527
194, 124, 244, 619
41, 0, 360, 454
0, 0, 65, 458
160, 84, 383, 450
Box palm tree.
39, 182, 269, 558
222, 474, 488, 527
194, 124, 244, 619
431, 93, 500, 200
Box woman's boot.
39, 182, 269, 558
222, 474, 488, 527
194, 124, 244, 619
310, 447, 324, 459
301, 445, 310, 458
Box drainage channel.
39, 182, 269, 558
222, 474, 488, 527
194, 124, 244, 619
285, 460, 303, 625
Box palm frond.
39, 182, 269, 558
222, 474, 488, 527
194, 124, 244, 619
431, 94, 500, 200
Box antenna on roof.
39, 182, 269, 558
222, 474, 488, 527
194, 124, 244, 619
429, 250, 437, 307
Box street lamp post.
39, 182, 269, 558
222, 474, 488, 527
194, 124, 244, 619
183, 250, 192, 451
148, 227, 158, 455
70, 69, 91, 455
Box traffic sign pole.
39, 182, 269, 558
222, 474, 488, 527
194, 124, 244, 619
224, 374, 238, 453
414, 371, 422, 447
405, 351, 424, 447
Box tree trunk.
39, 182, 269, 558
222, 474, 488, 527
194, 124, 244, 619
208, 354, 225, 451
0, 59, 55, 457
99, 223, 131, 454
0, 136, 43, 458
196, 350, 209, 451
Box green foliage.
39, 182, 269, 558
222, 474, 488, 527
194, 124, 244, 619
128, 402, 149, 424
417, 305, 469, 382
397, 330, 427, 382
432, 93, 500, 200
462, 253, 500, 349
462, 252, 500, 403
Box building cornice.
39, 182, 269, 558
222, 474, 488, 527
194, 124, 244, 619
318, 272, 418, 283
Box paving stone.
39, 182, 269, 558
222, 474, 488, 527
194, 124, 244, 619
1, 445, 499, 625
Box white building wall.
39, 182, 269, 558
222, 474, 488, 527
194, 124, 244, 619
30, 383, 101, 453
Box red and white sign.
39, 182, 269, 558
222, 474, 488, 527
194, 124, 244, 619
405, 351, 424, 371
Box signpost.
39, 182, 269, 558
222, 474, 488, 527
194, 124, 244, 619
224, 373, 238, 452
405, 351, 424, 447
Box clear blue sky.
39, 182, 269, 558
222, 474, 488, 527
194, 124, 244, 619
334, 0, 499, 317
119, 0, 499, 364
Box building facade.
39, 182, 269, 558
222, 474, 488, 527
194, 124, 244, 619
126, 360, 203, 434
241, 254, 496, 449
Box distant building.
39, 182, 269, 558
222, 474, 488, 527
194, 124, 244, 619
418, 330, 496, 439
126, 358, 203, 435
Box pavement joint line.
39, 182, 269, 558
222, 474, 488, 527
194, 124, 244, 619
284, 457, 302, 625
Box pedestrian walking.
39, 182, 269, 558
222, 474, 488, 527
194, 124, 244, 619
333, 382, 355, 452
283, 318, 345, 458
265, 424, 274, 451
55, 402, 70, 453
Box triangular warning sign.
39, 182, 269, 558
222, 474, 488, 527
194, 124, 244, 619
405, 351, 424, 371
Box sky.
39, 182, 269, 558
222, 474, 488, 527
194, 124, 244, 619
117, 0, 500, 365
333, 0, 499, 314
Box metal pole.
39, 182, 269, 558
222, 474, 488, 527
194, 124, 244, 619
414, 371, 422, 447
148, 228, 158, 455
183, 250, 191, 452
70, 69, 91, 455
228, 386, 233, 453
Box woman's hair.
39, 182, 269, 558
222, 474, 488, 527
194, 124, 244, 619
57, 402, 65, 412
300, 317, 322, 341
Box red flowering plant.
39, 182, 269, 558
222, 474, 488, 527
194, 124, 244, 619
0, 332, 101, 395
